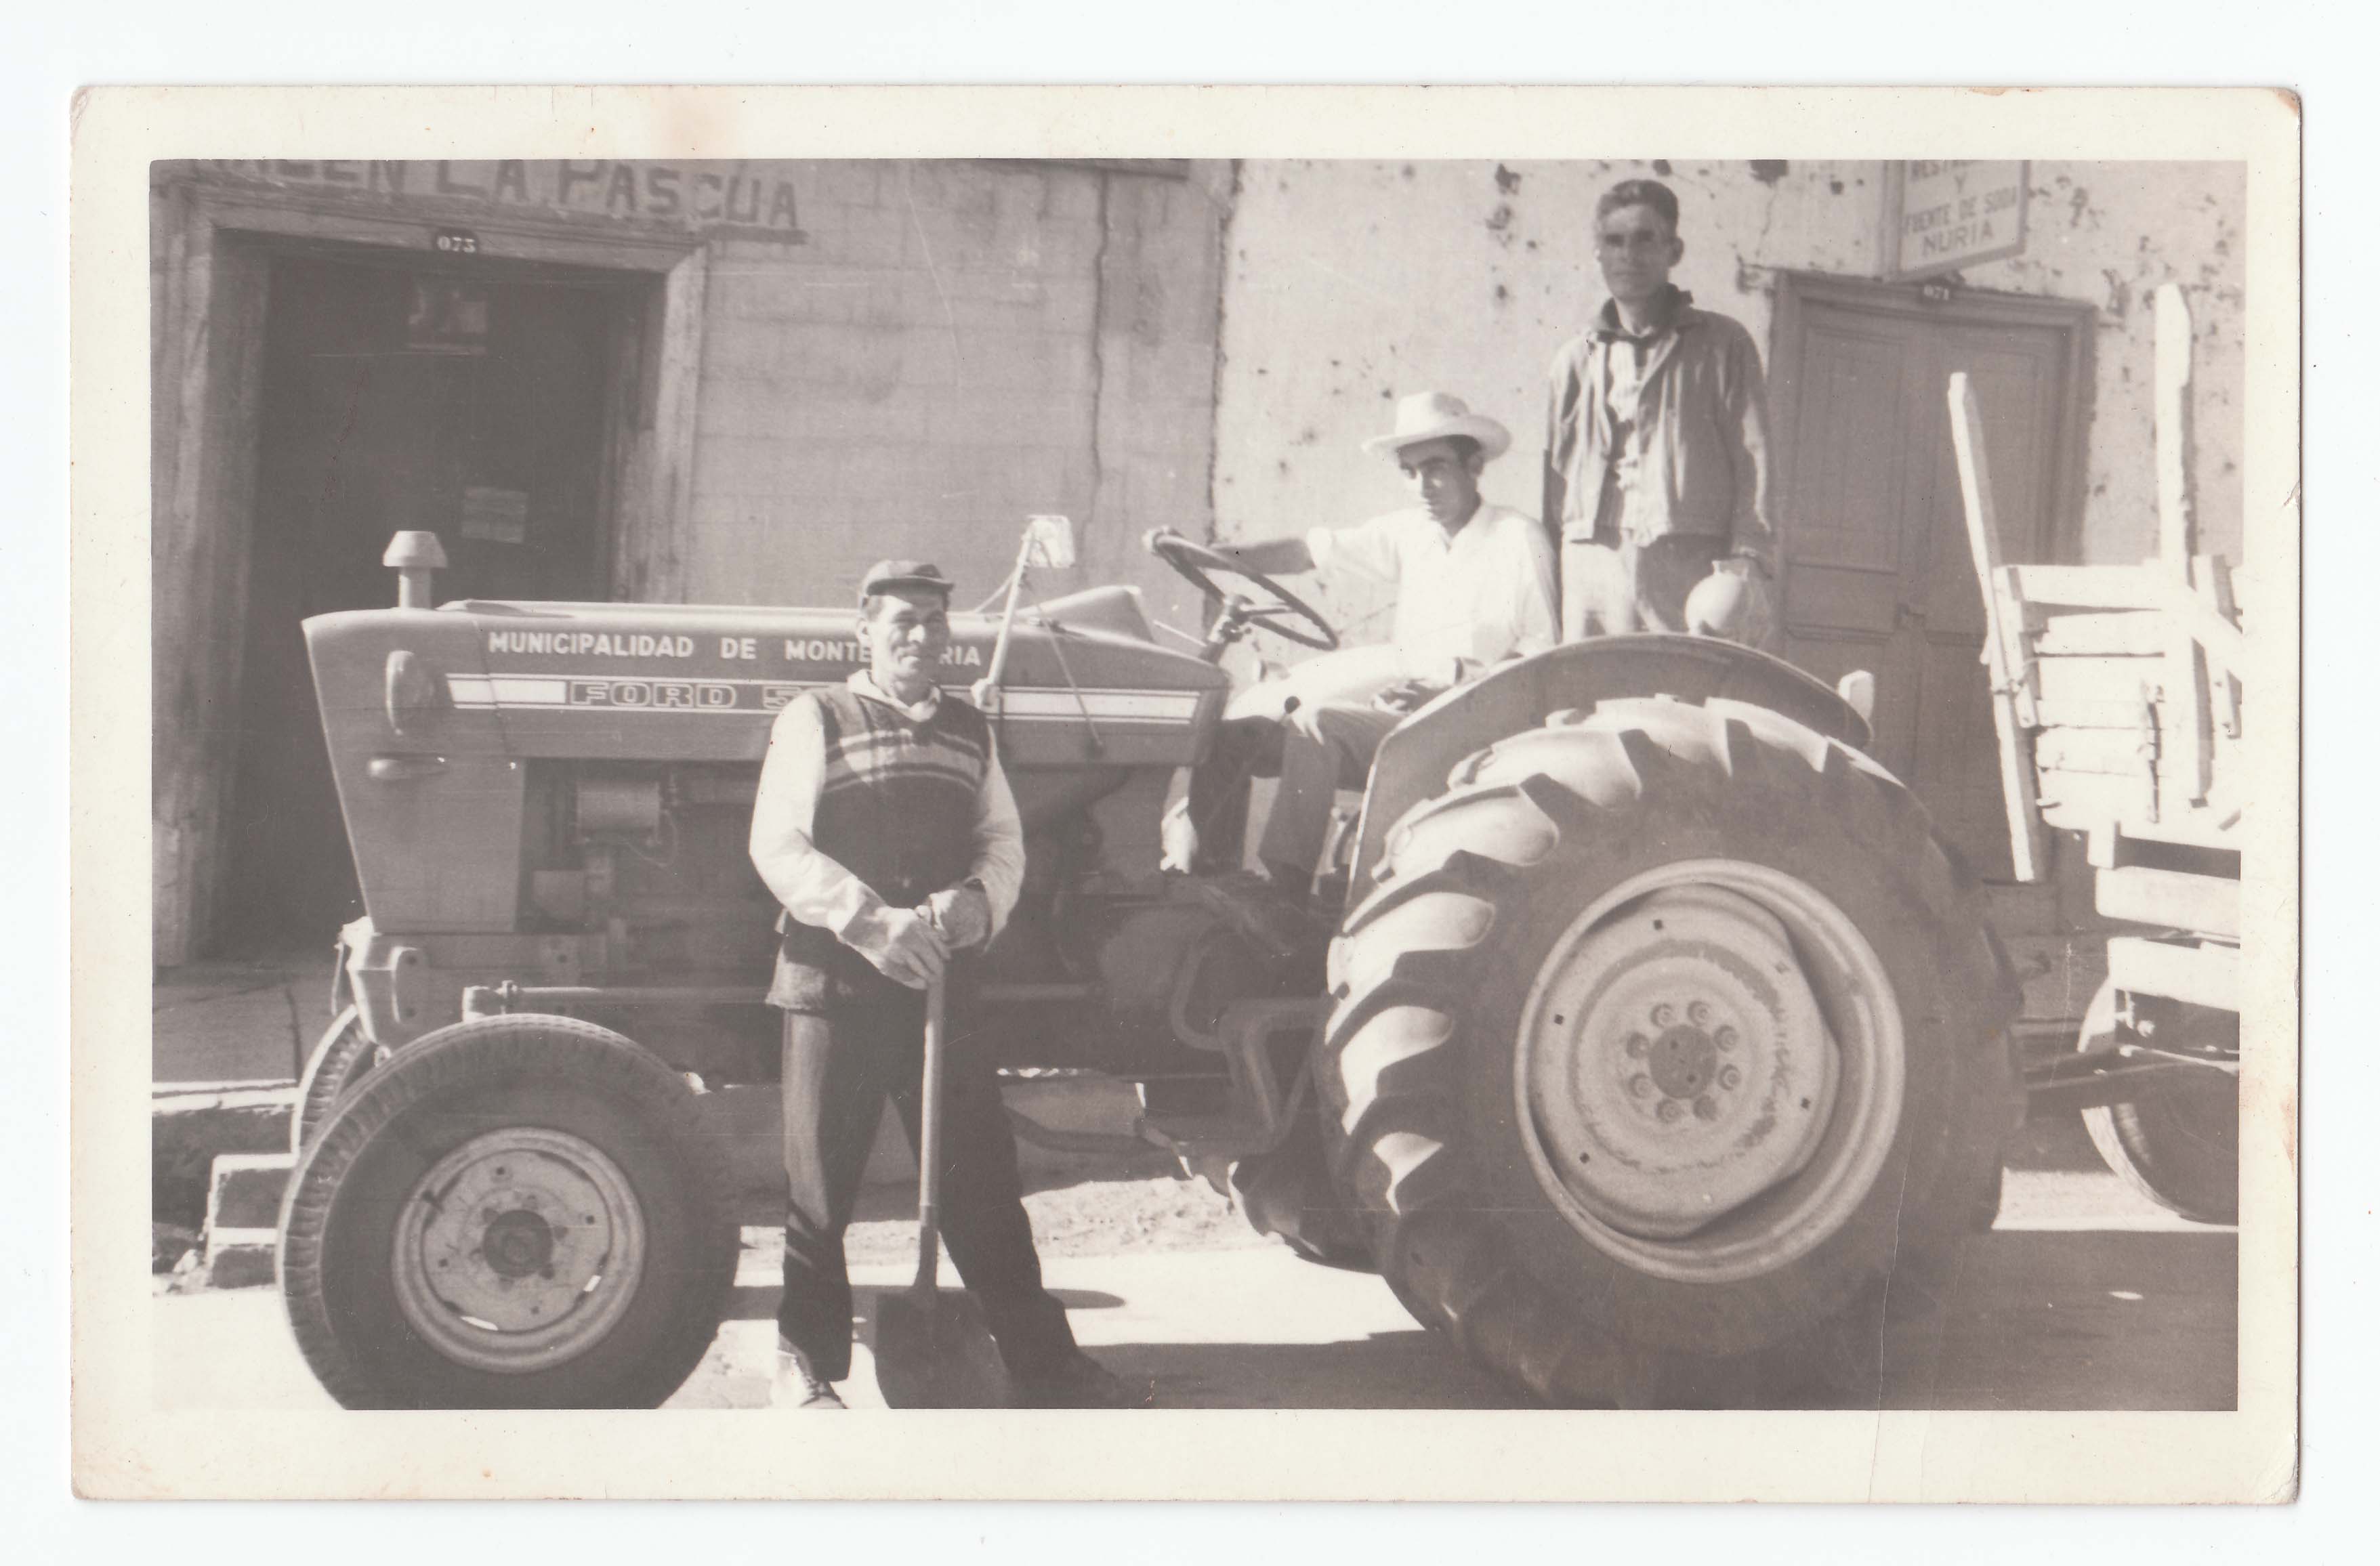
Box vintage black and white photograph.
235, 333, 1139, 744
73, 85, 2300, 1502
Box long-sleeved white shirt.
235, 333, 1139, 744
749, 671, 1026, 949
1303, 501, 1558, 677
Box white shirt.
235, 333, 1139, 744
1305, 502, 1558, 677
748, 671, 1026, 947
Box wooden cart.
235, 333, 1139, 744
1948, 283, 2240, 1224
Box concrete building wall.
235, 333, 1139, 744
148, 158, 1228, 962
1212, 159, 2246, 636
680, 160, 1228, 629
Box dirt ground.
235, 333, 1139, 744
839, 1164, 1269, 1266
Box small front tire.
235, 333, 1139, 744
291, 1005, 380, 1154
278, 1014, 736, 1409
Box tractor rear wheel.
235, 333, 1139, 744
278, 1015, 736, 1409
1320, 698, 2018, 1407
2078, 981, 2239, 1225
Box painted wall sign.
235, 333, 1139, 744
461, 487, 529, 545
1881, 161, 2028, 280
186, 159, 809, 244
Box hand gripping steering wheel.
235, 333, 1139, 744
1146, 529, 1339, 651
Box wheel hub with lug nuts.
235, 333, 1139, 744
392, 1127, 648, 1372
1523, 883, 1842, 1240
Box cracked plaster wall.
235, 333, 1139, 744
1212, 160, 2247, 646
689, 160, 1228, 634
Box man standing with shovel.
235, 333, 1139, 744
750, 559, 1140, 1410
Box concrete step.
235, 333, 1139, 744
202, 1152, 294, 1289
154, 1082, 299, 1231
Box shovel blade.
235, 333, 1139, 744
872, 1286, 1007, 1409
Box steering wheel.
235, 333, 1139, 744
1146, 530, 1339, 651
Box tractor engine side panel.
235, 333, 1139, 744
307, 609, 526, 932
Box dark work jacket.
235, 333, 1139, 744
1541, 287, 1778, 570
769, 685, 990, 1013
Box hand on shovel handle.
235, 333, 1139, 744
913, 975, 947, 1292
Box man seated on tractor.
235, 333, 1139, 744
1168, 390, 1558, 909
748, 559, 1140, 1410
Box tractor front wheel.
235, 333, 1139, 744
291, 1006, 382, 1154
278, 1015, 736, 1409
1320, 698, 2018, 1406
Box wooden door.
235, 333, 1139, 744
218, 252, 627, 952
1770, 276, 2089, 878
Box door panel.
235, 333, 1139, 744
1775, 282, 2084, 880
220, 253, 627, 952
1788, 320, 1921, 576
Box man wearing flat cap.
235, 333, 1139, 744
749, 559, 1136, 1410
1175, 390, 1557, 907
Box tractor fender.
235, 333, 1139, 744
1349, 635, 1874, 893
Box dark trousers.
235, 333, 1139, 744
1184, 716, 1282, 874
776, 992, 1077, 1382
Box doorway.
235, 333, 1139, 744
217, 249, 635, 954
1768, 274, 2091, 879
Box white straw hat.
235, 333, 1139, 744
1360, 390, 1513, 462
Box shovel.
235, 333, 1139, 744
873, 973, 1007, 1408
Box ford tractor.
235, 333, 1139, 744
280, 517, 2018, 1410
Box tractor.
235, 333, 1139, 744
279, 513, 2019, 1410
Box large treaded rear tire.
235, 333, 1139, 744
278, 1015, 736, 1409
2078, 981, 2239, 1225
1320, 698, 2019, 1407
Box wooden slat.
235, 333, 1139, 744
2196, 556, 2246, 740
2101, 805, 2242, 855
2173, 633, 2215, 805
2037, 769, 2154, 832
2033, 610, 2171, 657
2196, 554, 2238, 621
2033, 698, 2160, 730
2035, 656, 2159, 706
2152, 287, 2215, 807
1946, 371, 2049, 882
2094, 865, 2240, 940
2106, 935, 2236, 1013
2034, 727, 2156, 778
2004, 563, 2165, 610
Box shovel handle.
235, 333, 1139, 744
913, 974, 948, 1294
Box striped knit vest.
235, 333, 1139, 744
770, 683, 991, 1011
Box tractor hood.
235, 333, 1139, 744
306, 583, 1230, 771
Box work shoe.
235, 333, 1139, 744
1007, 1351, 1152, 1410
771, 1346, 848, 1410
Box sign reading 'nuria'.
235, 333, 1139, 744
1881, 160, 2028, 280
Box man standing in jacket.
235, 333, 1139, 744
1543, 177, 1778, 642
749, 559, 1138, 1410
